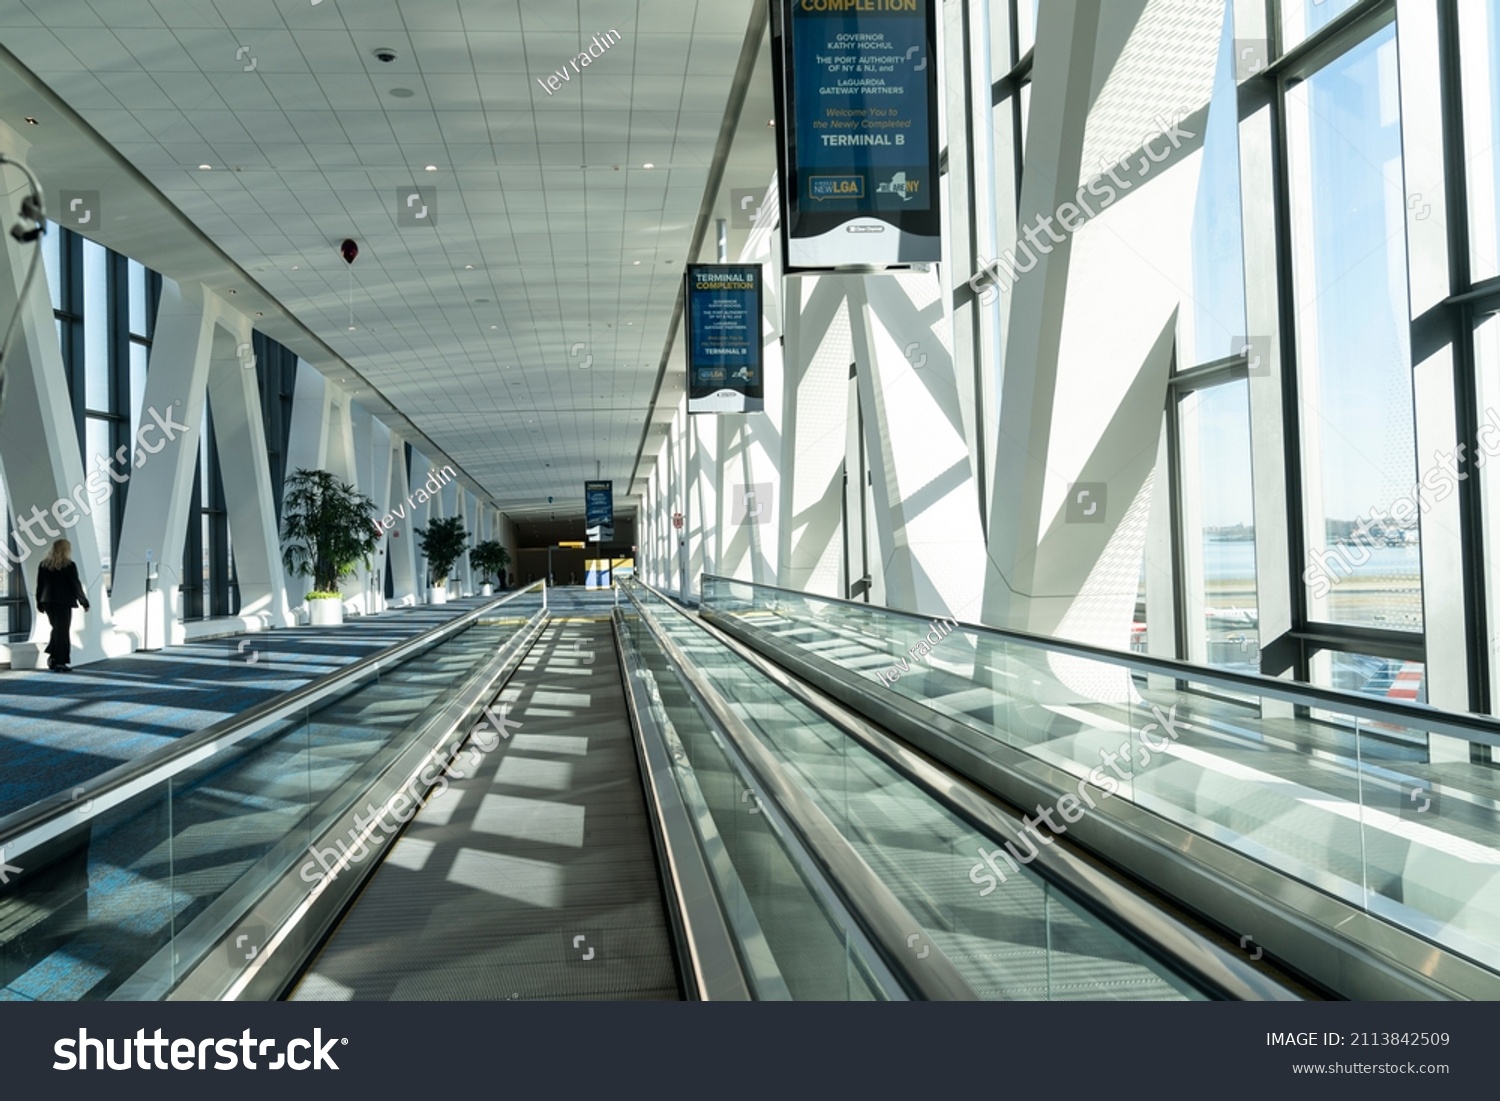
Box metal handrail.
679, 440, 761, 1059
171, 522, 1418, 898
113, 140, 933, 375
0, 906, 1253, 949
0, 583, 547, 863
700, 573, 1500, 749
626, 583, 979, 1000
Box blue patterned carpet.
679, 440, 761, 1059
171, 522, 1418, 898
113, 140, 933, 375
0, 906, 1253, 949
0, 600, 490, 820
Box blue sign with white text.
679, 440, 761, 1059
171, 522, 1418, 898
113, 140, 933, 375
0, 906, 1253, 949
585, 480, 613, 529
790, 0, 932, 213
686, 264, 764, 414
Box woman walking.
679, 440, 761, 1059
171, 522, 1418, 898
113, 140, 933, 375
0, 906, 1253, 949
36, 539, 90, 672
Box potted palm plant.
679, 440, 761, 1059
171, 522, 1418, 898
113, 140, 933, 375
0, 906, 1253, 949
414, 515, 469, 604
281, 468, 379, 626
470, 541, 512, 597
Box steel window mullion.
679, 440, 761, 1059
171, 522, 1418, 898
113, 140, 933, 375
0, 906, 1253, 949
1434, 0, 1488, 714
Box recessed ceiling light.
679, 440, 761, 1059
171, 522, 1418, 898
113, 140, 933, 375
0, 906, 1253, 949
643, 163, 654, 169
424, 164, 438, 172
292, 265, 300, 270
464, 264, 474, 270
490, 325, 497, 330
633, 260, 640, 265
198, 163, 212, 170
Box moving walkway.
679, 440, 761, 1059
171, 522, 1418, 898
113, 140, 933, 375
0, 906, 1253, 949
7, 574, 1464, 1001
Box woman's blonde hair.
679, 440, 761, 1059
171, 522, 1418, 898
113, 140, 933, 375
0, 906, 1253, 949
40, 539, 72, 570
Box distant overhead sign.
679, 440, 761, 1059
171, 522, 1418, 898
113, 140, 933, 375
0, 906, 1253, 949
585, 480, 614, 542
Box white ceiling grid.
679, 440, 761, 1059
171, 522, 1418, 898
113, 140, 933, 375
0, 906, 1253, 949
0, 0, 755, 516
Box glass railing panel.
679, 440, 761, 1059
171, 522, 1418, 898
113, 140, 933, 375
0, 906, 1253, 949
1, 598, 542, 1001
699, 577, 1500, 974
3, 768, 186, 1000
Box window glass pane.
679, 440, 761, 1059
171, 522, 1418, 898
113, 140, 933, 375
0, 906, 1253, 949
1179, 381, 1258, 670
1279, 0, 1362, 51
129, 341, 148, 445
1017, 0, 1037, 58
86, 418, 113, 592
128, 259, 147, 336
1474, 311, 1500, 700
43, 224, 60, 310
1310, 649, 1427, 705
1020, 81, 1031, 155
82, 239, 109, 412
1285, 28, 1422, 632
1132, 556, 1148, 654
1460, 0, 1500, 280
1189, 5, 1247, 365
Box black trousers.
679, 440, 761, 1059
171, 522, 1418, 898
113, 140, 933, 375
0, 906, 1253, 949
43, 603, 73, 666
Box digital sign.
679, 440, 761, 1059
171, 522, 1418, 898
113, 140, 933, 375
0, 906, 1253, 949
685, 264, 764, 415
775, 0, 942, 268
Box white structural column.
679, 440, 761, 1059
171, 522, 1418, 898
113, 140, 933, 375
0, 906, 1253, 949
850, 269, 986, 620
776, 259, 850, 599
366, 417, 393, 613
110, 280, 219, 645
462, 489, 478, 595
719, 321, 786, 587
980, 0, 1221, 667
322, 392, 363, 613
781, 275, 854, 598
202, 308, 293, 630
0, 152, 132, 665
686, 405, 715, 597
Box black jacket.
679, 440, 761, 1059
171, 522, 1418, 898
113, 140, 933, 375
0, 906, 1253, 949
36, 562, 90, 610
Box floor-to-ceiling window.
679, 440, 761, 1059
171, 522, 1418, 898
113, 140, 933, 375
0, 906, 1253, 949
43, 227, 159, 597
1165, 4, 1258, 673
181, 401, 236, 620
1284, 18, 1426, 699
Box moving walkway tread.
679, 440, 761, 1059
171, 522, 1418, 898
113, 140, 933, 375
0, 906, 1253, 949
288, 619, 682, 1002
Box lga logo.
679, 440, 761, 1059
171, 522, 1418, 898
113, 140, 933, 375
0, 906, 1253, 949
810, 175, 864, 201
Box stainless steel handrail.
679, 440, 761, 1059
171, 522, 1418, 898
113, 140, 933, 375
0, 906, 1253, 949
612, 610, 756, 1001
0, 583, 547, 864
626, 584, 978, 1000
701, 574, 1500, 749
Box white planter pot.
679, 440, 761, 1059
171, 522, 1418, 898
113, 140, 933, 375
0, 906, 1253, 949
428, 586, 448, 605
480, 583, 493, 597
309, 597, 343, 626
